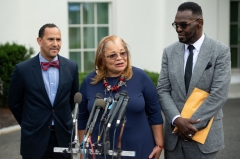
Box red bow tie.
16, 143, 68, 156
41, 60, 59, 71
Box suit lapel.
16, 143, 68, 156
31, 54, 52, 106
174, 43, 186, 96
187, 36, 213, 96
53, 55, 65, 107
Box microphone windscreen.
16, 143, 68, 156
121, 90, 128, 96
74, 92, 82, 104
95, 93, 103, 99
94, 99, 106, 109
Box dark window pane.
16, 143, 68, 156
97, 3, 108, 24
97, 27, 109, 43
84, 27, 94, 48
84, 51, 95, 72
69, 28, 81, 49
68, 3, 81, 24
231, 48, 238, 68
83, 3, 94, 24
70, 52, 81, 71
230, 1, 238, 22
230, 25, 238, 45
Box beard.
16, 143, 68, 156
178, 29, 197, 44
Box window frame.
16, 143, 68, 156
68, 0, 113, 72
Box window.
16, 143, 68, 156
230, 0, 240, 68
68, 2, 110, 72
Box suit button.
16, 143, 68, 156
52, 109, 54, 112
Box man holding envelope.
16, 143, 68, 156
157, 2, 231, 159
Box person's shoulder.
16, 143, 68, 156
16, 54, 38, 67
164, 41, 182, 51
131, 66, 149, 78
131, 66, 145, 74
58, 55, 77, 65
82, 71, 96, 82
205, 36, 229, 49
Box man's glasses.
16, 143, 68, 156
106, 52, 127, 60
172, 18, 200, 29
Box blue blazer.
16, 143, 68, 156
8, 54, 79, 158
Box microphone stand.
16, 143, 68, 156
116, 116, 127, 159
103, 127, 110, 159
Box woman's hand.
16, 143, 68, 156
148, 146, 163, 159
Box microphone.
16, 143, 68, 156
116, 95, 129, 127
105, 90, 127, 132
73, 92, 82, 125
100, 97, 112, 122
84, 93, 103, 135
96, 93, 120, 143
86, 99, 106, 137
104, 93, 120, 126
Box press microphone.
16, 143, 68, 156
86, 99, 106, 137
73, 92, 82, 125
104, 93, 120, 126
105, 90, 127, 132
84, 93, 103, 135
116, 95, 129, 127
100, 97, 112, 122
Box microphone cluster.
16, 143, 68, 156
54, 91, 135, 158
83, 90, 130, 156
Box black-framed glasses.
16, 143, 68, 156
106, 52, 128, 60
172, 18, 200, 29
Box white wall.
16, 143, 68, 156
0, 0, 230, 73
0, 0, 69, 58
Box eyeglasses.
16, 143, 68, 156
172, 18, 200, 29
105, 52, 127, 60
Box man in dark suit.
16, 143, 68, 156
157, 2, 231, 159
8, 23, 79, 159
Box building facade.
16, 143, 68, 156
0, 0, 239, 74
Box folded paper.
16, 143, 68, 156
174, 87, 214, 144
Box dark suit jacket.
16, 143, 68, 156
8, 54, 79, 158
157, 36, 231, 153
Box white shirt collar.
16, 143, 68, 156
184, 33, 205, 52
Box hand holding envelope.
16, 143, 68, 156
174, 87, 214, 144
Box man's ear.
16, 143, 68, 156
198, 18, 203, 28
37, 37, 42, 46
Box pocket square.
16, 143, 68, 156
205, 62, 212, 70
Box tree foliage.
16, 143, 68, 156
0, 43, 34, 107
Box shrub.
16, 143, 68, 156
0, 43, 34, 107
144, 70, 160, 86
78, 70, 160, 87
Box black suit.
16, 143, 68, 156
8, 54, 79, 158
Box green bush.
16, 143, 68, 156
78, 70, 160, 87
144, 70, 160, 86
0, 43, 34, 107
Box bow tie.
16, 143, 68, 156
41, 60, 59, 71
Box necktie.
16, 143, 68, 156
41, 60, 59, 71
185, 45, 194, 93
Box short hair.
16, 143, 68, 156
91, 35, 133, 85
38, 23, 58, 38
178, 2, 202, 17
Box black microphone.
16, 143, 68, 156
73, 92, 82, 125
105, 90, 127, 132
84, 93, 103, 135
86, 99, 106, 137
104, 93, 120, 126
116, 95, 129, 127
100, 97, 112, 122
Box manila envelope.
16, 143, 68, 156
174, 87, 214, 144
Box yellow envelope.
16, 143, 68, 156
174, 87, 214, 144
